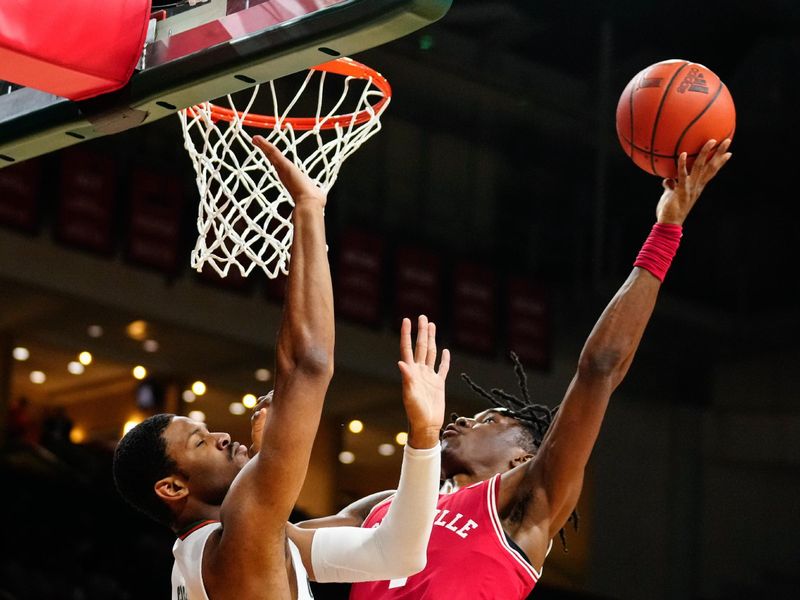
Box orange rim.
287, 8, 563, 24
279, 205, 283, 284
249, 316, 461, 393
186, 57, 391, 131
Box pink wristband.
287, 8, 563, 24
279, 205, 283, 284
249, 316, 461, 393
633, 223, 683, 282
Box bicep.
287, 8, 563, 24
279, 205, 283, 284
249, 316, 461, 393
258, 373, 330, 504
220, 371, 330, 532
511, 373, 611, 535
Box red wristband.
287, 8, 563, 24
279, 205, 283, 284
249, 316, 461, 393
633, 223, 683, 282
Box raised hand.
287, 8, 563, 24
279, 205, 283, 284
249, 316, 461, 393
657, 138, 732, 225
397, 315, 450, 449
252, 136, 326, 209
248, 391, 273, 458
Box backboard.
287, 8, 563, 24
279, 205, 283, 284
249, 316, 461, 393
0, 0, 451, 168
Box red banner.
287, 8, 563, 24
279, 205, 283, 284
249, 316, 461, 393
126, 169, 184, 274
394, 245, 441, 323
452, 262, 496, 355
0, 159, 40, 232
335, 230, 384, 326
507, 277, 551, 370
56, 150, 117, 254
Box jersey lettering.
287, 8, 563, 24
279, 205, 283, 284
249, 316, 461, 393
351, 475, 538, 600
176, 585, 187, 600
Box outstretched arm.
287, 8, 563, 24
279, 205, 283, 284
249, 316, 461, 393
501, 139, 733, 564
289, 316, 450, 583
206, 138, 335, 595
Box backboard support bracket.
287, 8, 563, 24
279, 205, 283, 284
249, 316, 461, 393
0, 0, 451, 168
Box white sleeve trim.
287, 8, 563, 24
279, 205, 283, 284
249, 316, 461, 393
310, 443, 440, 583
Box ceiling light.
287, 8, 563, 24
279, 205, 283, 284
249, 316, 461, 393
378, 443, 396, 456
191, 381, 207, 395
87, 325, 103, 338
123, 419, 141, 436
395, 432, 408, 446
78, 351, 92, 366
229, 402, 246, 415
70, 427, 86, 444
182, 390, 196, 403
142, 339, 159, 352
338, 451, 355, 465
29, 371, 46, 384
12, 347, 29, 361
132, 365, 147, 380
188, 410, 206, 422
254, 368, 271, 382
242, 394, 258, 409
67, 361, 84, 375
348, 419, 364, 434
126, 320, 148, 341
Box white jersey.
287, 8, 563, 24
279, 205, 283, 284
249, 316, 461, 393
171, 520, 313, 600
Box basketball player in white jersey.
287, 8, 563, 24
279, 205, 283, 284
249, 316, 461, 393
113, 139, 450, 600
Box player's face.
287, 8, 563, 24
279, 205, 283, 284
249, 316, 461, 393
164, 416, 250, 505
441, 409, 530, 475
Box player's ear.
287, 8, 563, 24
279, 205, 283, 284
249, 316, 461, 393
155, 475, 189, 503
509, 452, 534, 469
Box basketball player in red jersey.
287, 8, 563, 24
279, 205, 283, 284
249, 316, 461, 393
342, 139, 733, 599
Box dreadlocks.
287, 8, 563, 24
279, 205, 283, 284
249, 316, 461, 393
460, 352, 579, 551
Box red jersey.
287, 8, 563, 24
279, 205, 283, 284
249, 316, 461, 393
349, 474, 540, 600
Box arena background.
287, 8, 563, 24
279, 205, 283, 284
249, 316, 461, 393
1, 1, 798, 598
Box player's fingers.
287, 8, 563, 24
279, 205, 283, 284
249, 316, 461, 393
397, 360, 412, 382
251, 407, 267, 424
712, 139, 733, 166
253, 391, 273, 413
694, 139, 717, 172
426, 323, 437, 368
437, 349, 451, 380
662, 178, 676, 192
414, 315, 429, 364
253, 136, 314, 196
677, 152, 688, 183
253, 136, 285, 166
399, 318, 413, 364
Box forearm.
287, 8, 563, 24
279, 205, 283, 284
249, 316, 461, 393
276, 203, 334, 375
577, 266, 661, 387
310, 444, 440, 583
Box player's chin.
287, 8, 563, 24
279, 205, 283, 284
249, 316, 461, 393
440, 436, 460, 452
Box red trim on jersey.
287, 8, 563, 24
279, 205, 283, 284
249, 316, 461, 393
486, 474, 541, 582
177, 519, 220, 541
363, 493, 397, 525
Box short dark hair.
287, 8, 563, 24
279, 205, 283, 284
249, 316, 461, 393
461, 352, 579, 551
112, 413, 179, 527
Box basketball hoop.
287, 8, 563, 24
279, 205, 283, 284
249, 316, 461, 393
178, 57, 391, 278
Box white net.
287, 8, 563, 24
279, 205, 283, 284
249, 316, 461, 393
178, 58, 390, 278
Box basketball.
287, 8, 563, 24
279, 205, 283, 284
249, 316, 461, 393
615, 59, 736, 178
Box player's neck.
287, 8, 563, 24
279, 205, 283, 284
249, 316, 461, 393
443, 471, 492, 492
173, 502, 222, 534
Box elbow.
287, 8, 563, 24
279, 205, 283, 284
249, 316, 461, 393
295, 344, 334, 378
277, 338, 334, 379
392, 551, 427, 578
576, 346, 624, 382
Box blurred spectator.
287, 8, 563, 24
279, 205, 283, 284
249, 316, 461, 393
7, 397, 37, 446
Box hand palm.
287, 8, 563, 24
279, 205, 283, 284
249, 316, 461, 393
397, 316, 450, 434
400, 362, 446, 431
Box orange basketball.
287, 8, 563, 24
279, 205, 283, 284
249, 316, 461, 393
615, 59, 735, 178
